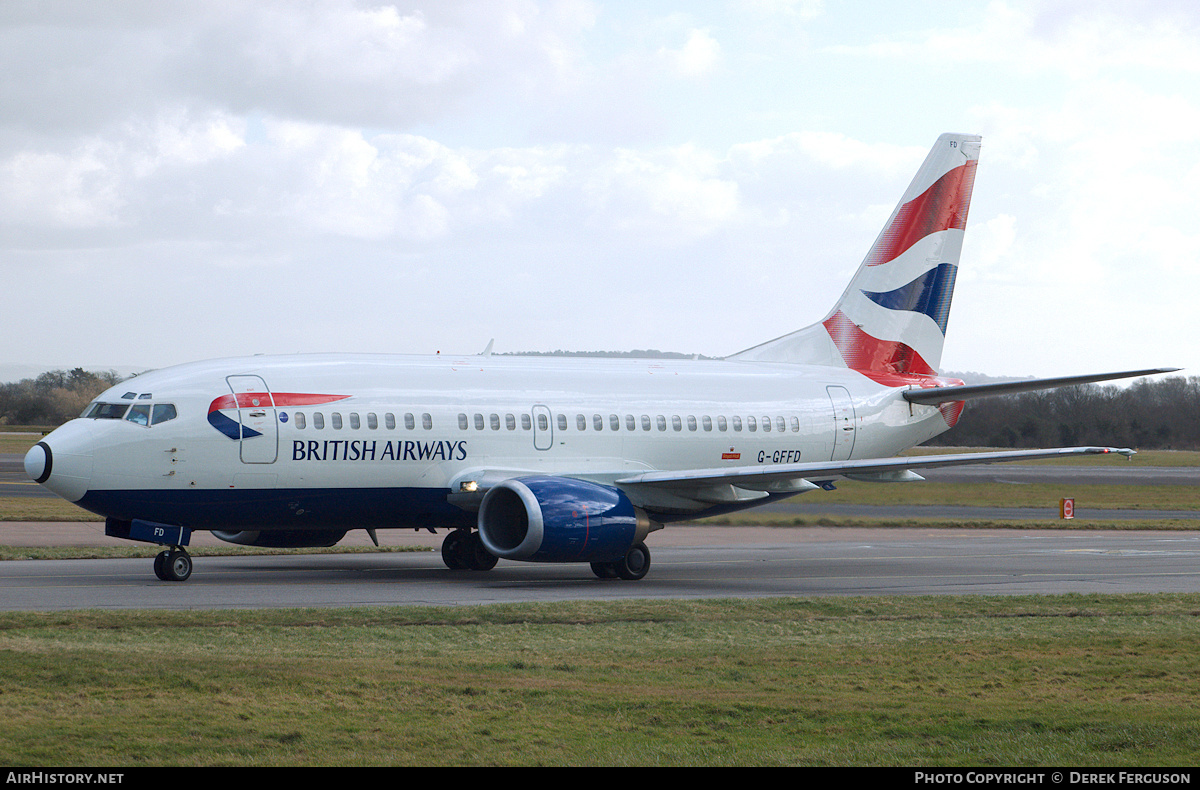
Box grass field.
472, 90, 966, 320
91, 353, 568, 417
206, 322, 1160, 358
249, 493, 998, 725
1, 596, 1198, 766
4, 435, 1198, 766
0, 432, 45, 454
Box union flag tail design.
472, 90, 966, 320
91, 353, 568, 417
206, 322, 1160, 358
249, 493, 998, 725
730, 133, 980, 384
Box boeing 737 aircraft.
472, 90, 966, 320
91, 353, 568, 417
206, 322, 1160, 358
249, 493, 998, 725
24, 133, 1173, 582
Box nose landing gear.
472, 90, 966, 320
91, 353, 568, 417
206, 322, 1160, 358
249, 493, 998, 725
153, 548, 193, 582
106, 518, 195, 582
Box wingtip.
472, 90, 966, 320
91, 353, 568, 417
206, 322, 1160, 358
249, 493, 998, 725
1093, 447, 1136, 458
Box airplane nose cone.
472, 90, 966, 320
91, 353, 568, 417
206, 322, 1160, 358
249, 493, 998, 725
23, 442, 52, 483
26, 421, 94, 503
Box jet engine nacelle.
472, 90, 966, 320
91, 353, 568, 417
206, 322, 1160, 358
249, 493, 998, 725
212, 529, 347, 548
477, 476, 651, 563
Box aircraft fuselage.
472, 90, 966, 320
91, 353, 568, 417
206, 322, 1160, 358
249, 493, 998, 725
31, 352, 953, 531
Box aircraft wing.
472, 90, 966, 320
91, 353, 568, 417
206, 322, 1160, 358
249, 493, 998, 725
447, 446, 1133, 515
609, 446, 1134, 514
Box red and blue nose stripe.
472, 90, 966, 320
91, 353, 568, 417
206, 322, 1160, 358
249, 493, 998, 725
207, 393, 349, 439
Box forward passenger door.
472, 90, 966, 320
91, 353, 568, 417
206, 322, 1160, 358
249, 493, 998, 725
226, 375, 278, 464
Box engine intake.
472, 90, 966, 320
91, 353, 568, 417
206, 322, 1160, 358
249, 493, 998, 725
477, 476, 651, 563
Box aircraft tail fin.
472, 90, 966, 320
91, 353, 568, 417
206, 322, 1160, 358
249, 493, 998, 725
729, 133, 981, 383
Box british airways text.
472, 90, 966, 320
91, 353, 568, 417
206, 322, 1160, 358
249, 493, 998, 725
292, 439, 467, 462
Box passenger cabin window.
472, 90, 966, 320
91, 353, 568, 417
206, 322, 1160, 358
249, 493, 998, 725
314, 413, 325, 429
349, 413, 360, 429
404, 413, 415, 430
422, 413, 432, 430
577, 414, 587, 431
295, 412, 307, 429
367, 413, 378, 430
506, 414, 516, 431
459, 413, 469, 430
331, 413, 343, 429
474, 414, 485, 430
557, 414, 568, 431
522, 414, 532, 430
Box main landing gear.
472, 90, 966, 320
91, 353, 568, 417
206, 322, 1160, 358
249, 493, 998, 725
441, 529, 498, 571
439, 531, 651, 580
590, 542, 651, 581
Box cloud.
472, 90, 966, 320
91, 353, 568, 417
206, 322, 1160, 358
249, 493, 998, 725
0, 0, 598, 135
658, 28, 721, 77
1, 145, 124, 229
2, 1, 1198, 378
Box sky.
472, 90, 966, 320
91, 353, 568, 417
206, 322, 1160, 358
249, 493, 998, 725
2, 0, 1197, 381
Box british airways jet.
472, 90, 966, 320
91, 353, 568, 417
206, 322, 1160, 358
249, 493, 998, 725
24, 133, 1172, 582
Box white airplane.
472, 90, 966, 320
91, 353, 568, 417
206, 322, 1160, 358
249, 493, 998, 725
24, 133, 1173, 582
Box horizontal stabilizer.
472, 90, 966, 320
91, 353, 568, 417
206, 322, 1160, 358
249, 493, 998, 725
902, 368, 1180, 405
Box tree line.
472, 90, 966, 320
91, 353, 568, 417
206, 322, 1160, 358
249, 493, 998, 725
0, 368, 125, 426
926, 375, 1200, 451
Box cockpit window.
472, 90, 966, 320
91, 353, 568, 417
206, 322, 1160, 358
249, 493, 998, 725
151, 404, 178, 425
84, 402, 130, 419
83, 401, 177, 425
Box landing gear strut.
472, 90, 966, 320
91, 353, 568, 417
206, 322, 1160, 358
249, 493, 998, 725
441, 529, 498, 571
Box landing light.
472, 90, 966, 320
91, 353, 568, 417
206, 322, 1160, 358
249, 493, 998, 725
460, 481, 478, 493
